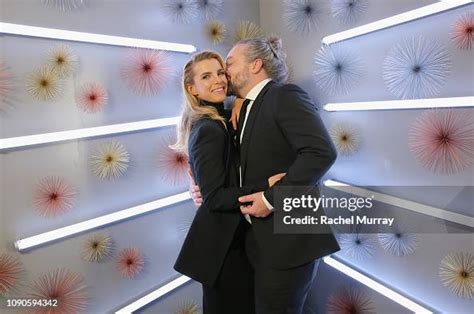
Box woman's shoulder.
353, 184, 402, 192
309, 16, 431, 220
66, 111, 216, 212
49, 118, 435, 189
190, 117, 226, 139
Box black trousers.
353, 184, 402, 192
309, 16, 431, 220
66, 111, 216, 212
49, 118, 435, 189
202, 220, 256, 314
245, 227, 319, 314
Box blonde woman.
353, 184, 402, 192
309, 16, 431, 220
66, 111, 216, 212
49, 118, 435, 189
172, 51, 283, 313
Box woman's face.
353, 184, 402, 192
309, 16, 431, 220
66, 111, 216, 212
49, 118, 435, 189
188, 58, 228, 103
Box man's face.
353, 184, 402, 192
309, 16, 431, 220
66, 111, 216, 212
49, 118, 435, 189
226, 44, 250, 98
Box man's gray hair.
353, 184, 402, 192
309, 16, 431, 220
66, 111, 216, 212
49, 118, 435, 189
238, 36, 289, 83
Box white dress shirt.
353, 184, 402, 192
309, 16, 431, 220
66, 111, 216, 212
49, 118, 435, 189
239, 78, 274, 223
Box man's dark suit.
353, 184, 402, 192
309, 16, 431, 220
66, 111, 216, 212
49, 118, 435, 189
240, 81, 340, 313
174, 103, 266, 314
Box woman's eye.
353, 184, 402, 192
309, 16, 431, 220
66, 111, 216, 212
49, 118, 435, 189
202, 75, 209, 79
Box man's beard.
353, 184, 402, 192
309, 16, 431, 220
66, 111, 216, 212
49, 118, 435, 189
227, 70, 248, 98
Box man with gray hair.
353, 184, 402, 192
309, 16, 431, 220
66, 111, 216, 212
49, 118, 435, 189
192, 36, 340, 313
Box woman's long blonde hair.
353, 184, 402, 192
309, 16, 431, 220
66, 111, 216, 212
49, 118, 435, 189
171, 51, 227, 154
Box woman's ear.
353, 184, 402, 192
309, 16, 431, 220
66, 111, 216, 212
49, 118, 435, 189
187, 84, 198, 97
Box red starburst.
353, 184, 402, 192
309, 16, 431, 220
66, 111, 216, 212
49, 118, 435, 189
409, 110, 474, 174
0, 253, 23, 296
450, 12, 474, 50
32, 176, 77, 218
327, 286, 375, 314
29, 268, 87, 314
121, 49, 173, 96
116, 247, 144, 279
76, 82, 108, 113
157, 135, 189, 186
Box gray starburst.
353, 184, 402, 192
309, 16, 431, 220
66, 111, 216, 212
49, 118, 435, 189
283, 0, 324, 36
378, 231, 419, 257
382, 36, 451, 99
337, 233, 376, 260
42, 0, 86, 11
331, 0, 369, 25
162, 0, 198, 24
194, 0, 223, 21
313, 44, 364, 96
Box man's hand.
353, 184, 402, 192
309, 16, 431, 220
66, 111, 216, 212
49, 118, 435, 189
239, 192, 272, 218
188, 169, 202, 207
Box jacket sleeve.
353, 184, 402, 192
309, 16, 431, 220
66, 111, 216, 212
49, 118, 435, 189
263, 84, 337, 206
190, 120, 268, 212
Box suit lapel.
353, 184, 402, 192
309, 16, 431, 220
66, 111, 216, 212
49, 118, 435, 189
240, 81, 274, 182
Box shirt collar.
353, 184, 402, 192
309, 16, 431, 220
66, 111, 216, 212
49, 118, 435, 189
245, 78, 272, 101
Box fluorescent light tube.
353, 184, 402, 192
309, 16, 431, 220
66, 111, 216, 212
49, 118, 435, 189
115, 275, 191, 313
324, 256, 433, 313
0, 117, 179, 150
14, 192, 191, 251
324, 97, 474, 111
324, 180, 474, 228
322, 1, 473, 45
0, 22, 196, 53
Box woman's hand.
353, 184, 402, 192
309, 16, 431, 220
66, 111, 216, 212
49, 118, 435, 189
268, 172, 286, 187
230, 97, 245, 130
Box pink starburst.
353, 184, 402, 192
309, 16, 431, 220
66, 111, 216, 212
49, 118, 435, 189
116, 247, 144, 279
327, 286, 375, 314
121, 49, 173, 96
0, 60, 13, 107
76, 82, 108, 113
29, 268, 87, 314
0, 253, 23, 296
32, 176, 77, 218
450, 12, 474, 50
157, 135, 189, 186
408, 110, 474, 174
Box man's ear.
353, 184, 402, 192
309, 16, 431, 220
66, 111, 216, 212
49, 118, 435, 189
251, 58, 263, 74
187, 84, 198, 97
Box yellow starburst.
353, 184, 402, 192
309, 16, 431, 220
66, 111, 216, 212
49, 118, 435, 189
207, 20, 226, 45
26, 66, 62, 101
82, 234, 113, 263
439, 252, 474, 299
329, 123, 362, 156
48, 44, 78, 78
91, 141, 130, 180
233, 20, 264, 44
175, 301, 200, 314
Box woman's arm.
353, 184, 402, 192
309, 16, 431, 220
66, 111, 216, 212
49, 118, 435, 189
189, 120, 267, 212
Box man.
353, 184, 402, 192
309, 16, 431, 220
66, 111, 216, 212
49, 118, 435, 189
193, 36, 340, 314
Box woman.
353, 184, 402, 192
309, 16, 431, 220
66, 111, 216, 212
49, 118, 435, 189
172, 51, 283, 313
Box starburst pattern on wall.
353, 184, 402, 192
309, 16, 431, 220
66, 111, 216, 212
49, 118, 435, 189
121, 49, 173, 96
327, 286, 376, 314
76, 82, 108, 113
337, 233, 376, 260
408, 110, 474, 174
450, 12, 474, 50
162, 0, 198, 24
0, 60, 14, 110
313, 45, 364, 96
26, 66, 62, 101
175, 300, 200, 314
195, 0, 223, 21
329, 122, 362, 155
81, 234, 114, 263
382, 36, 451, 99
0, 253, 24, 297
283, 0, 324, 35
48, 44, 78, 78
90, 140, 130, 180
206, 20, 226, 45
331, 0, 368, 25
439, 252, 474, 299
42, 0, 86, 11
33, 176, 77, 218
378, 231, 418, 257
232, 20, 264, 44
116, 248, 144, 279
157, 134, 190, 186
29, 268, 87, 313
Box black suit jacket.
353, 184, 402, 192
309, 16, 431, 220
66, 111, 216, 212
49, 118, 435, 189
241, 81, 340, 269
174, 109, 267, 287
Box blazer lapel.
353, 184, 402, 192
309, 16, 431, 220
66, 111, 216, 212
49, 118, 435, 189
240, 81, 274, 182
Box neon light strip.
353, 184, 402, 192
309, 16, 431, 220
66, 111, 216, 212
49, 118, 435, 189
0, 22, 196, 53
115, 275, 191, 313
15, 192, 191, 251
324, 180, 474, 228
0, 117, 179, 150
322, 0, 473, 45
324, 256, 433, 313
324, 96, 474, 111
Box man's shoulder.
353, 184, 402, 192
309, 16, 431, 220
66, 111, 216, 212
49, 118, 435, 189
267, 82, 306, 95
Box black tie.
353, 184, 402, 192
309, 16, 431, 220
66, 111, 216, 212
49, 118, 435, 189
236, 98, 251, 153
